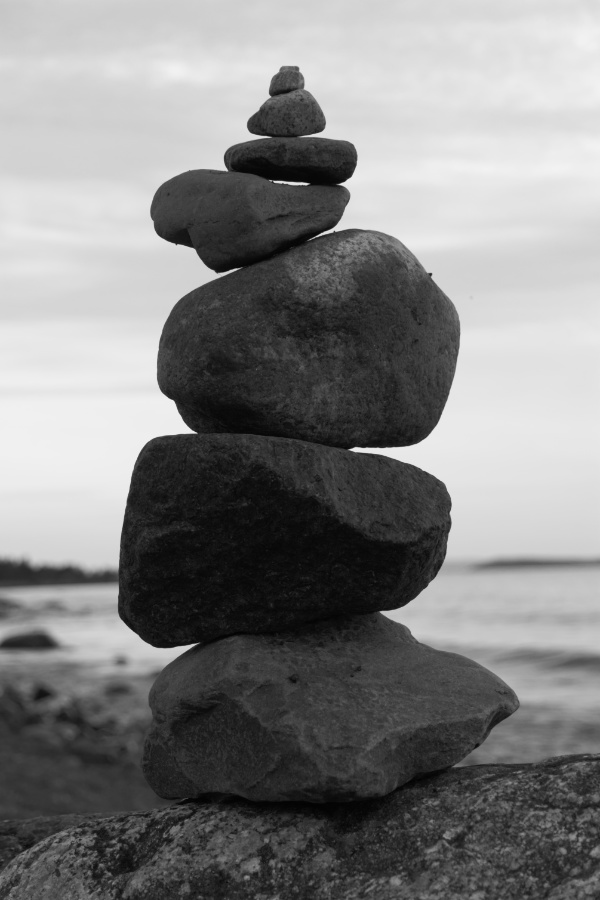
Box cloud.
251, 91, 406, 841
0, 177, 148, 247
0, 318, 159, 394
1, 0, 598, 562
3, 0, 598, 114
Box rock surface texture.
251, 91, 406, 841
143, 613, 518, 802
0, 814, 109, 874
119, 434, 451, 647
247, 89, 326, 136
1, 755, 598, 899
224, 136, 358, 184
158, 229, 460, 448
151, 169, 349, 272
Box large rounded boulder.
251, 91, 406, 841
2, 755, 597, 899
158, 229, 460, 448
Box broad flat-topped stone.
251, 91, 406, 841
225, 137, 357, 184
269, 65, 304, 95
143, 614, 518, 802
150, 169, 349, 272
159, 229, 460, 448
3, 755, 597, 899
248, 89, 326, 136
118, 433, 451, 647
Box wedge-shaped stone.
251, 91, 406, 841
150, 169, 349, 272
143, 614, 519, 802
118, 434, 451, 647
159, 229, 460, 448
247, 89, 325, 136
224, 136, 357, 184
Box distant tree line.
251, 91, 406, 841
0, 557, 118, 586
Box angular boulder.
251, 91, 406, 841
118, 433, 451, 647
2, 755, 597, 899
143, 613, 518, 802
224, 136, 358, 184
150, 169, 349, 272
269, 65, 304, 95
158, 229, 460, 448
247, 89, 326, 136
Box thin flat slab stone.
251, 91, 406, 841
142, 614, 519, 802
269, 65, 304, 95
118, 433, 451, 647
3, 755, 599, 900
150, 169, 349, 272
224, 136, 357, 184
248, 90, 326, 136
158, 229, 460, 448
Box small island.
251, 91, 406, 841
474, 557, 600, 569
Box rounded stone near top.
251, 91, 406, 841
269, 65, 305, 95
247, 89, 326, 137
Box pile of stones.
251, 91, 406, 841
119, 67, 519, 803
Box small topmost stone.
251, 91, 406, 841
269, 66, 304, 96
248, 67, 325, 137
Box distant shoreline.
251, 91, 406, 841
0, 558, 117, 588
1, 555, 598, 588
474, 558, 600, 569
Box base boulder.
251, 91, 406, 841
2, 755, 597, 899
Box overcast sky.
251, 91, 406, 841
1, 0, 599, 566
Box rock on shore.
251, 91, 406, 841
0, 754, 598, 899
0, 630, 59, 650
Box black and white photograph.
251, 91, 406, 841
0, 1, 599, 896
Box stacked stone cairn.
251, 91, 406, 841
119, 66, 519, 803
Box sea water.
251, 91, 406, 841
391, 564, 600, 712
0, 565, 598, 714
